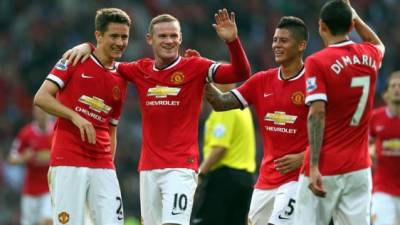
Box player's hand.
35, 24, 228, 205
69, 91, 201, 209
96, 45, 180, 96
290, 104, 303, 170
71, 114, 96, 144
274, 152, 303, 174
184, 49, 201, 57
213, 8, 238, 43
22, 148, 35, 162
62, 43, 92, 66
308, 166, 326, 197
34, 149, 50, 165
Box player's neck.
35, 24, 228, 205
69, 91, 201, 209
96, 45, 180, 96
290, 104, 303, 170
280, 58, 304, 80
325, 35, 349, 47
388, 103, 400, 116
93, 49, 114, 69
154, 56, 179, 70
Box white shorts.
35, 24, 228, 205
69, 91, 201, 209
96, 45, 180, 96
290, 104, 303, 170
140, 168, 197, 225
372, 192, 400, 225
48, 166, 124, 225
21, 193, 52, 225
248, 181, 298, 225
293, 168, 372, 225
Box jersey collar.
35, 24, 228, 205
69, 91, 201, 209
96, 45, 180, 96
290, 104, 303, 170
329, 40, 354, 48
278, 65, 305, 81
153, 56, 181, 71
90, 54, 117, 72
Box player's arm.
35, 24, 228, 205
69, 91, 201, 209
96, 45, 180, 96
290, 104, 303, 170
274, 151, 305, 175
34, 81, 96, 144
210, 9, 251, 83
109, 125, 117, 161
199, 146, 226, 177
308, 100, 326, 197
346, 0, 385, 54
62, 43, 93, 66
204, 83, 242, 111
8, 148, 34, 165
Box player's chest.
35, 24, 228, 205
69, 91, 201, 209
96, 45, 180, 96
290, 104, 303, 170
26, 133, 52, 149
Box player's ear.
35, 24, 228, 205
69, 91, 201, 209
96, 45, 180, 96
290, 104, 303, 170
146, 33, 152, 46
348, 20, 355, 33
95, 31, 102, 43
298, 40, 307, 52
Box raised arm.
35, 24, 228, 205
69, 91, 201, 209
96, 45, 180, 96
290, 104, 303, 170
204, 83, 242, 111
346, 0, 385, 55
34, 81, 96, 144
62, 43, 93, 66
210, 9, 251, 83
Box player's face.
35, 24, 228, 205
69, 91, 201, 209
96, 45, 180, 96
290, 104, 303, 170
97, 22, 129, 60
387, 76, 400, 104
272, 28, 302, 65
147, 21, 182, 64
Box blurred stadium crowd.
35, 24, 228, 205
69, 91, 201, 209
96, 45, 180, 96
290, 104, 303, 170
0, 0, 399, 224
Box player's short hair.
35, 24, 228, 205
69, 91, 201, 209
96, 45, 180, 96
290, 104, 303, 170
384, 71, 400, 91
148, 14, 180, 34
320, 0, 352, 36
277, 16, 308, 42
95, 8, 131, 34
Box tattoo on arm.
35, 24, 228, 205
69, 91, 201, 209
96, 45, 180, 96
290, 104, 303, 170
308, 112, 325, 167
204, 83, 241, 111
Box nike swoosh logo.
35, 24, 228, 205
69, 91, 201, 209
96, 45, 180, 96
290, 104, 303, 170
278, 214, 289, 220
264, 93, 273, 97
81, 73, 94, 79
171, 212, 183, 215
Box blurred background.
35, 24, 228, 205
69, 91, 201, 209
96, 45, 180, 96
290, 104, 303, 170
0, 0, 399, 224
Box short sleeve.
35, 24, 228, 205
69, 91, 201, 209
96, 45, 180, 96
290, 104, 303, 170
232, 72, 263, 108
47, 58, 75, 89
305, 56, 327, 105
109, 81, 128, 126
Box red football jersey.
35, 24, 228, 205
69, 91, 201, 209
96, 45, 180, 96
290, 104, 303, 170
303, 41, 383, 175
9, 123, 53, 195
47, 55, 127, 168
370, 107, 400, 196
233, 67, 308, 189
118, 56, 222, 171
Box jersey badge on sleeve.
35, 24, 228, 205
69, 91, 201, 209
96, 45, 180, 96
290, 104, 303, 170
147, 85, 181, 98
291, 91, 305, 105
55, 58, 69, 71
170, 71, 184, 84
212, 123, 226, 138
306, 76, 317, 93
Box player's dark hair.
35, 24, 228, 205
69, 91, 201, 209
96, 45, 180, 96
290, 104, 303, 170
384, 71, 400, 92
148, 14, 180, 34
277, 16, 309, 42
320, 0, 352, 36
95, 8, 131, 34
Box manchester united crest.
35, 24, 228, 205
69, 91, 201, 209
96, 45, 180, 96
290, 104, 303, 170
112, 86, 121, 101
291, 91, 305, 105
170, 72, 184, 84
58, 211, 70, 224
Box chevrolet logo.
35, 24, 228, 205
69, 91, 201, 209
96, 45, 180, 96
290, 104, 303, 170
265, 111, 297, 125
383, 139, 400, 150
147, 85, 181, 98
79, 95, 111, 113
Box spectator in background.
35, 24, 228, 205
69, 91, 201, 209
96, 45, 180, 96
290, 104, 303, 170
8, 106, 53, 225
369, 71, 400, 225
192, 82, 256, 225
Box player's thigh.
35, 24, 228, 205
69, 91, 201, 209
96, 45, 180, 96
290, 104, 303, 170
140, 170, 163, 225
269, 181, 298, 225
334, 168, 372, 225
159, 168, 197, 225
21, 195, 40, 225
38, 193, 52, 223
48, 166, 89, 225
248, 188, 277, 225
87, 168, 124, 225
293, 174, 338, 225
372, 192, 397, 225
